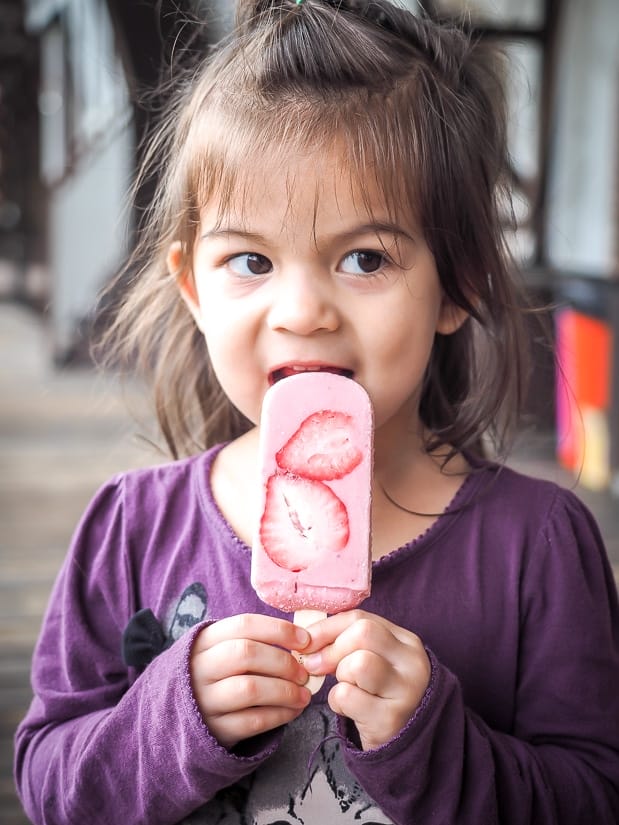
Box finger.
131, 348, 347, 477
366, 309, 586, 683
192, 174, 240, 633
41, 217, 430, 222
327, 682, 405, 751
329, 645, 432, 750
201, 674, 311, 717
209, 705, 307, 750
334, 649, 395, 696
328, 679, 378, 723
193, 637, 309, 685
303, 615, 411, 675
302, 610, 412, 654
194, 614, 310, 654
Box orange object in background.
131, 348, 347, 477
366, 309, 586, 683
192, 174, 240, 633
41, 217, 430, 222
555, 308, 613, 489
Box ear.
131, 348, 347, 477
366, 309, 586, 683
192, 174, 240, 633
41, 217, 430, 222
168, 241, 204, 331
436, 295, 469, 336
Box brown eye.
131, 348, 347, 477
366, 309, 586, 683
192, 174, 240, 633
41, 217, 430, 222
340, 250, 385, 275
228, 253, 272, 276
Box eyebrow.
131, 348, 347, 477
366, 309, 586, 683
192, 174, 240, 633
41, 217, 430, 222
200, 222, 416, 245
336, 222, 416, 244
200, 227, 267, 243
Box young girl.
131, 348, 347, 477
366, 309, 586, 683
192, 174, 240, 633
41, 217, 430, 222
15, 1, 619, 823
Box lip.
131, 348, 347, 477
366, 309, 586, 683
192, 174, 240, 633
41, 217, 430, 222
268, 363, 354, 385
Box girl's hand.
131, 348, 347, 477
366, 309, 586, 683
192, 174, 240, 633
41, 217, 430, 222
300, 610, 431, 751
190, 614, 312, 749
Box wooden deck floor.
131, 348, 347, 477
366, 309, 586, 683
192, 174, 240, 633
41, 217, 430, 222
1, 303, 617, 823
0, 305, 159, 823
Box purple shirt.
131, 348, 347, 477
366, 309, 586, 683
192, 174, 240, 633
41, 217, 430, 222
14, 445, 619, 824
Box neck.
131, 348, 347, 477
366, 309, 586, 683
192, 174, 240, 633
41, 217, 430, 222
372, 421, 468, 513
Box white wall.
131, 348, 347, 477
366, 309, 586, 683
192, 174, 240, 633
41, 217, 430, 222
49, 123, 133, 356
545, 0, 619, 276
26, 0, 134, 357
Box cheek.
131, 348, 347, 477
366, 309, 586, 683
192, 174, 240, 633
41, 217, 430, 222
364, 303, 435, 364
196, 289, 239, 349
361, 299, 440, 414
199, 321, 264, 424
201, 326, 245, 389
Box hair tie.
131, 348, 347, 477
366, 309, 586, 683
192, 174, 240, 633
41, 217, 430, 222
296, 0, 304, 5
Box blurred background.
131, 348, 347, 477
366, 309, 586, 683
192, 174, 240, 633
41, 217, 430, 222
0, 0, 618, 821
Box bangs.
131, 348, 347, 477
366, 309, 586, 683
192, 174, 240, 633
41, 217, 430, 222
176, 82, 425, 250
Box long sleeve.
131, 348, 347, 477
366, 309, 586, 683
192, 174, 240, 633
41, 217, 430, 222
342, 485, 619, 824
14, 451, 619, 824
13, 477, 279, 825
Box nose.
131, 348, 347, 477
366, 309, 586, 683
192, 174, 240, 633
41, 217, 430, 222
266, 269, 340, 335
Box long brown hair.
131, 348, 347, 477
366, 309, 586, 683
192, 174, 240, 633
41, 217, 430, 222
97, 0, 531, 460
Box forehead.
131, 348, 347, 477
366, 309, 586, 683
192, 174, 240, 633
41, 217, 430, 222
197, 139, 413, 234
178, 84, 424, 252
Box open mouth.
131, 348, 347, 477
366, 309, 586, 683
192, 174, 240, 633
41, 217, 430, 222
269, 365, 354, 385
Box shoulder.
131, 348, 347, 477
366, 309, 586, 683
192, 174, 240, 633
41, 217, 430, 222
467, 460, 610, 582
467, 458, 598, 532
70, 445, 227, 559
449, 458, 611, 582
114, 444, 220, 493
63, 443, 252, 615
101, 444, 223, 516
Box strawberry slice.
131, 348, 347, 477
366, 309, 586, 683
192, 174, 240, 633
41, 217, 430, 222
276, 410, 362, 480
259, 473, 350, 571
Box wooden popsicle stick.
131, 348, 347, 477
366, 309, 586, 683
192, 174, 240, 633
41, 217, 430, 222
293, 609, 327, 694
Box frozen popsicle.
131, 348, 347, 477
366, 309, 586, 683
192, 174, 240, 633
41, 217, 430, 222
251, 371, 373, 614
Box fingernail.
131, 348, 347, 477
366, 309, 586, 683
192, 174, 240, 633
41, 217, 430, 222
294, 627, 310, 648
299, 653, 322, 672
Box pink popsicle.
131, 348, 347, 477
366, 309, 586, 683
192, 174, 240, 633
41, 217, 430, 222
251, 371, 373, 613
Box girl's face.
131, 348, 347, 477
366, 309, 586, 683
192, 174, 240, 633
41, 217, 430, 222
172, 150, 465, 451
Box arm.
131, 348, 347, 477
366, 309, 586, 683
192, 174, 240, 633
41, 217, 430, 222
13, 479, 299, 825
304, 489, 619, 824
